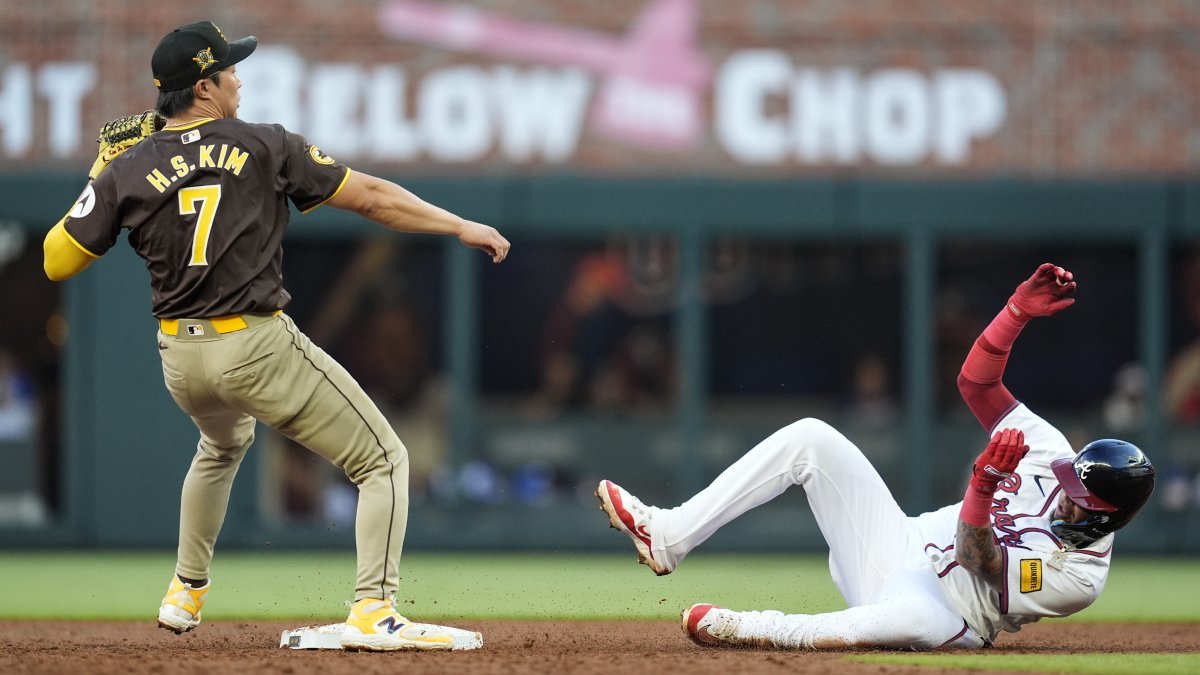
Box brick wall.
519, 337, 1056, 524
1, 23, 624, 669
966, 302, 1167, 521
0, 0, 1197, 175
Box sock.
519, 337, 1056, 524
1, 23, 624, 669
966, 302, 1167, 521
736, 610, 809, 649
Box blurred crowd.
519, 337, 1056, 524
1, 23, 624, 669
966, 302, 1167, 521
4, 234, 1200, 525
260, 238, 1200, 523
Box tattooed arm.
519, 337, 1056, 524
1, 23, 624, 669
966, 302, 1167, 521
955, 520, 1004, 589
956, 428, 1028, 589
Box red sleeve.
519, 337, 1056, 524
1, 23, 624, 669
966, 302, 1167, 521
958, 335, 1019, 430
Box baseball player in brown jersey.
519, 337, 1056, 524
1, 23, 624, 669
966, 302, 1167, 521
42, 21, 509, 651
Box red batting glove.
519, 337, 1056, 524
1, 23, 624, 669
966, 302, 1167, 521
974, 263, 1077, 358
961, 429, 1030, 527
970, 428, 1030, 493
1007, 263, 1077, 321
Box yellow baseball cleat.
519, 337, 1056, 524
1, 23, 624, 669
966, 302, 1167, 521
158, 574, 209, 634
340, 597, 455, 651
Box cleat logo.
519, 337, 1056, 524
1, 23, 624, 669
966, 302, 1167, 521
378, 617, 407, 634
635, 524, 652, 547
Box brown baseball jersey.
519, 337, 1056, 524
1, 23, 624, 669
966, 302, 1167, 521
63, 118, 349, 318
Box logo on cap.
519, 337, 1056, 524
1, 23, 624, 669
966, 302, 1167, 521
193, 47, 216, 73
152, 21, 256, 91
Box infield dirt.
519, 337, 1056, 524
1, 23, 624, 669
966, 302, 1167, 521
2, 620, 1196, 674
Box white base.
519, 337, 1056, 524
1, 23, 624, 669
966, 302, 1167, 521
279, 622, 483, 651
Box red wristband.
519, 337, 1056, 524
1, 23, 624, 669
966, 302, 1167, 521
960, 483, 994, 528
981, 299, 1030, 353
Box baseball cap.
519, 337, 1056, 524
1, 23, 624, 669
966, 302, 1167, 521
151, 21, 257, 91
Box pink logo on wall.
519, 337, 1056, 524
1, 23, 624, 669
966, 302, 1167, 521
378, 0, 711, 150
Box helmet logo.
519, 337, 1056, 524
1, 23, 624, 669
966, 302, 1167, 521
1076, 460, 1096, 481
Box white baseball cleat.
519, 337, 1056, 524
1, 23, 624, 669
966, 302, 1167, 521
682, 603, 743, 647
595, 479, 672, 575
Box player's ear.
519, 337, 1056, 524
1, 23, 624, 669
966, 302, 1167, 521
193, 78, 211, 101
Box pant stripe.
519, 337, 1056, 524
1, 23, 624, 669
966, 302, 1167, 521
284, 321, 396, 600
937, 621, 970, 648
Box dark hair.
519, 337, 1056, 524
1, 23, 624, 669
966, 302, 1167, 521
155, 71, 221, 118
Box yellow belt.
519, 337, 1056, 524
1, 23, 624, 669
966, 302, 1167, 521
159, 310, 281, 336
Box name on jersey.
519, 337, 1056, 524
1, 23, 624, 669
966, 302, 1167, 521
145, 144, 250, 193
990, 473, 1025, 546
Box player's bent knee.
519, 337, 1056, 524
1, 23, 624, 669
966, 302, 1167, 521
197, 432, 254, 461
341, 438, 408, 483
777, 418, 846, 453
745, 418, 841, 480
787, 417, 836, 437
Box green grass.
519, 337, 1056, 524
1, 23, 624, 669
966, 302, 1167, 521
0, 552, 1197, 623
0, 551, 843, 621
849, 653, 1200, 675
1075, 557, 1200, 623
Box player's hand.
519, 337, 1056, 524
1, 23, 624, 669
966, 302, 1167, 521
87, 110, 166, 180
458, 221, 510, 263
969, 428, 1029, 493
1008, 263, 1076, 320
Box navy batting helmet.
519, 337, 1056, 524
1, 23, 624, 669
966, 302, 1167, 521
1050, 439, 1155, 548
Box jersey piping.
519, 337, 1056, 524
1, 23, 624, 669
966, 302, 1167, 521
300, 166, 351, 214
60, 222, 101, 258
162, 118, 217, 131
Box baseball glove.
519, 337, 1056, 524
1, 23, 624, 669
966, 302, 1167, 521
87, 110, 167, 180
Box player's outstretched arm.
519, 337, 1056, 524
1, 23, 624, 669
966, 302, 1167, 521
957, 263, 1077, 429
328, 170, 510, 263
955, 428, 1029, 589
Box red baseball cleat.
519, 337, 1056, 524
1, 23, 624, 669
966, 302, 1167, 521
595, 479, 672, 575
682, 603, 743, 647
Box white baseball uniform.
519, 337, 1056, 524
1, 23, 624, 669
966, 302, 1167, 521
914, 404, 1112, 639
646, 411, 1112, 650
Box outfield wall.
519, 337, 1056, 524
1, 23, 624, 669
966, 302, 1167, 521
0, 176, 1198, 552
2, 0, 1200, 555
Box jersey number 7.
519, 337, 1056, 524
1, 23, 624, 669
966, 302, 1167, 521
179, 184, 222, 266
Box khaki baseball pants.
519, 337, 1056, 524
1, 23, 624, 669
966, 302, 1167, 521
157, 312, 408, 601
